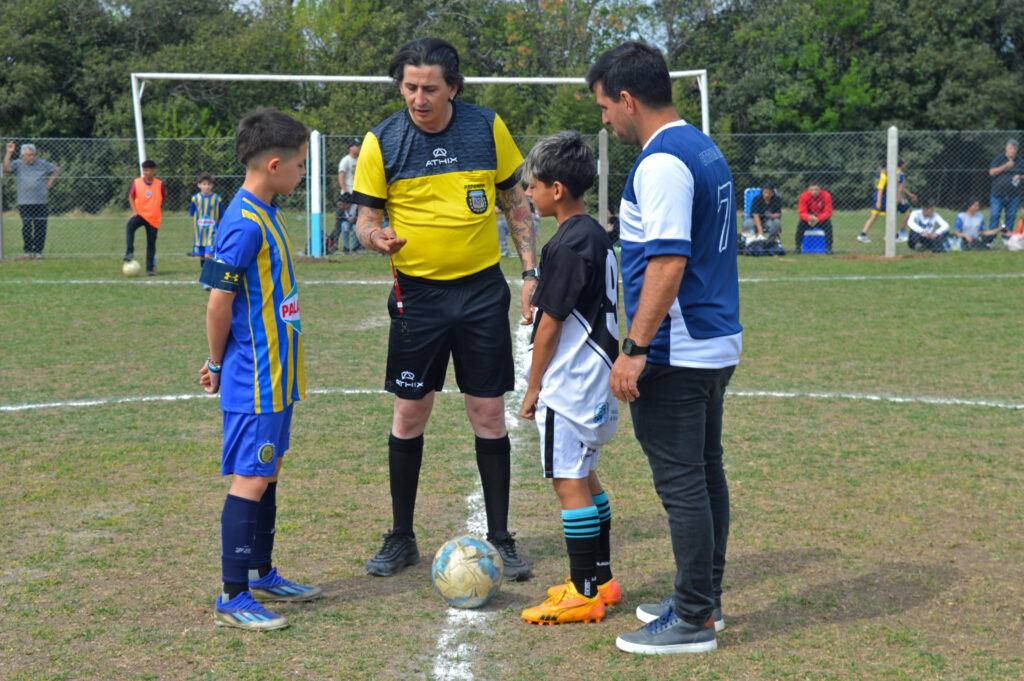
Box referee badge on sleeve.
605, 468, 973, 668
466, 188, 488, 214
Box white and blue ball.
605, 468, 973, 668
431, 535, 503, 609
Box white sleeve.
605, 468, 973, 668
634, 152, 694, 257
907, 210, 924, 234
934, 213, 950, 235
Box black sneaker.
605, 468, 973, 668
366, 529, 419, 577
616, 608, 717, 654
487, 531, 532, 582
636, 596, 724, 632
123, 253, 134, 262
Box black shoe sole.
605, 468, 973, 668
366, 552, 420, 577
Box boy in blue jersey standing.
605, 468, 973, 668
199, 108, 321, 631
518, 132, 620, 626
189, 172, 223, 272
588, 42, 742, 655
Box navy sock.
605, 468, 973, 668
592, 491, 613, 583
563, 505, 600, 598
249, 481, 276, 581
389, 433, 423, 535
221, 494, 258, 598
476, 435, 511, 538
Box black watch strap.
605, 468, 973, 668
621, 338, 650, 356
522, 267, 539, 280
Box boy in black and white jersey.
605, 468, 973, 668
519, 131, 621, 625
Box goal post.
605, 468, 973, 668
129, 70, 709, 256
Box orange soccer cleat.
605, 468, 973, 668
522, 580, 605, 625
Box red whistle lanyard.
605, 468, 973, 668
390, 256, 404, 314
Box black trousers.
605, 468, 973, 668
19, 204, 48, 254
629, 363, 736, 626
125, 216, 159, 271
794, 218, 833, 253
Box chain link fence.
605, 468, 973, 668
0, 137, 307, 260
5, 130, 1023, 259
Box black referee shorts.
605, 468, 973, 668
385, 264, 514, 399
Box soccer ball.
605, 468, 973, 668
122, 259, 142, 277
431, 535, 503, 609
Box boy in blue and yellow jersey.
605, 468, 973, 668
188, 171, 223, 269
858, 158, 915, 243
198, 108, 320, 631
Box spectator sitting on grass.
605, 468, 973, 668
906, 199, 950, 252
953, 199, 1002, 250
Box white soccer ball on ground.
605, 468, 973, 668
431, 535, 503, 609
122, 259, 142, 277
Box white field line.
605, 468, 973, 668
4, 385, 1024, 414
430, 301, 532, 681
3, 271, 1024, 288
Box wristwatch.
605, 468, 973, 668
522, 267, 539, 280
621, 338, 650, 356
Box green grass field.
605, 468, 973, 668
1, 220, 1022, 681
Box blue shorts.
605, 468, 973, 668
221, 405, 292, 476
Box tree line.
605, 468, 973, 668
3, 0, 1024, 140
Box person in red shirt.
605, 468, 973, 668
795, 181, 834, 254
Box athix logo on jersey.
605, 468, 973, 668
426, 147, 458, 167
279, 287, 301, 334
395, 370, 424, 389
198, 218, 215, 228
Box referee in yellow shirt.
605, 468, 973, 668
351, 37, 537, 581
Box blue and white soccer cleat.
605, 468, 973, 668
214, 591, 288, 631
249, 567, 323, 603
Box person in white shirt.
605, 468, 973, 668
906, 200, 950, 252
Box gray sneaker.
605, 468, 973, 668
487, 531, 532, 581
636, 596, 725, 632
616, 608, 717, 654
856, 232, 872, 243
366, 529, 420, 577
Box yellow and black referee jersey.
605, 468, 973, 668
351, 100, 524, 280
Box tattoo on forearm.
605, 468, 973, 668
355, 206, 383, 248
499, 186, 536, 268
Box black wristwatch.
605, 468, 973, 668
522, 267, 539, 280
621, 338, 650, 356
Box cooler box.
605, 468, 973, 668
802, 228, 827, 253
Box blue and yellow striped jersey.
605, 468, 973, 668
210, 188, 304, 414
189, 192, 223, 249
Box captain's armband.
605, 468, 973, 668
200, 259, 245, 292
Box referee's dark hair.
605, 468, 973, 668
389, 37, 464, 97
586, 41, 673, 109
235, 107, 310, 167
521, 131, 596, 199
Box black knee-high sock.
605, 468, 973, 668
592, 491, 613, 583
249, 481, 276, 580
389, 433, 423, 535
221, 494, 258, 599
563, 506, 600, 598
475, 435, 511, 538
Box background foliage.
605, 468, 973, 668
5, 0, 1024, 140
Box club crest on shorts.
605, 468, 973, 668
257, 442, 275, 464
466, 188, 488, 214
594, 402, 610, 426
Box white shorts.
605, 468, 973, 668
536, 398, 600, 480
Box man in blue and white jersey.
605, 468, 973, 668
587, 41, 742, 655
